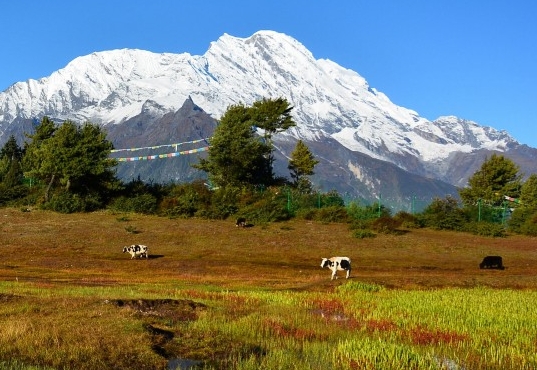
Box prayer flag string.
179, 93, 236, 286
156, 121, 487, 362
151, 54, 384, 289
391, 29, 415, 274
115, 146, 209, 162
111, 138, 210, 153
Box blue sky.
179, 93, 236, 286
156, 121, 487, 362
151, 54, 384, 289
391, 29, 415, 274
2, 1, 536, 147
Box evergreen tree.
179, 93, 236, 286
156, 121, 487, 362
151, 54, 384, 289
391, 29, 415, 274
2, 158, 23, 188
459, 154, 522, 207
0, 135, 24, 184
22, 116, 57, 189
0, 135, 23, 162
423, 195, 467, 230
22, 119, 119, 203
507, 174, 537, 235
251, 97, 296, 182
288, 140, 319, 193
519, 174, 537, 210
195, 98, 295, 189
194, 104, 272, 188
251, 97, 295, 143
0, 135, 26, 203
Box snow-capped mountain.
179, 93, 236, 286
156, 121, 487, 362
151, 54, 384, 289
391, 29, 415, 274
1, 30, 535, 206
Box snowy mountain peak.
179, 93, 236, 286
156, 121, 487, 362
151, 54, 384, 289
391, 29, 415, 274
0, 30, 529, 192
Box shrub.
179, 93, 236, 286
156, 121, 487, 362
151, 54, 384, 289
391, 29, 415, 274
161, 194, 199, 218
314, 206, 349, 223
352, 229, 376, 239
194, 186, 241, 219
239, 197, 291, 223
160, 181, 213, 218
347, 201, 378, 220
466, 221, 506, 237
40, 191, 102, 213
109, 194, 157, 214
294, 208, 317, 220
394, 211, 423, 228
518, 212, 537, 236
349, 218, 373, 230
508, 207, 537, 236
319, 190, 345, 207
0, 184, 28, 206
370, 216, 402, 234
422, 196, 467, 231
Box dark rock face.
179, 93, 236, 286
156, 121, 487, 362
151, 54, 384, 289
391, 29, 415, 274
106, 97, 217, 183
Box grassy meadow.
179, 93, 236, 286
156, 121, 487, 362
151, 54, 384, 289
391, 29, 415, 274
0, 207, 536, 369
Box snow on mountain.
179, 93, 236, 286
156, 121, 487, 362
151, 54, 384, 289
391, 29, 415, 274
0, 30, 528, 192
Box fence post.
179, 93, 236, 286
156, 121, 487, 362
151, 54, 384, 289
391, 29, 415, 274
287, 187, 291, 212
378, 193, 382, 218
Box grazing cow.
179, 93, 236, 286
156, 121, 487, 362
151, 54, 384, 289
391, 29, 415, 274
479, 255, 504, 270
321, 257, 351, 280
236, 217, 247, 227
122, 244, 149, 259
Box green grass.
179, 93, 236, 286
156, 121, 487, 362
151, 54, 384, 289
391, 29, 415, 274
0, 207, 536, 369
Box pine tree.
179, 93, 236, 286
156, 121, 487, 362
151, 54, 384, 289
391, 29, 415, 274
194, 104, 271, 188
22, 118, 118, 202
519, 174, 537, 210
251, 97, 296, 182
195, 98, 295, 189
288, 140, 319, 193
0, 135, 23, 161
22, 116, 57, 188
508, 174, 537, 234
459, 154, 522, 207
0, 135, 24, 184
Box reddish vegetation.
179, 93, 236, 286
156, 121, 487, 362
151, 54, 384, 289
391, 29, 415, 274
407, 325, 469, 345
1, 207, 536, 290
262, 318, 324, 341
365, 319, 399, 333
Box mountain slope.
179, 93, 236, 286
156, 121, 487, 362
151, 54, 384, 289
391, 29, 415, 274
0, 30, 535, 203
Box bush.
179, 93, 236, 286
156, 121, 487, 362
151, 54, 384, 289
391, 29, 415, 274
194, 186, 241, 220
370, 216, 402, 234
422, 196, 468, 231
352, 229, 376, 239
508, 207, 537, 236
159, 181, 213, 218
465, 221, 506, 237
294, 208, 317, 220
0, 184, 29, 206
514, 211, 537, 236
347, 201, 380, 221
314, 206, 349, 223
394, 211, 423, 228
319, 190, 345, 207
239, 197, 291, 223
519, 216, 537, 236
294, 205, 349, 223
109, 194, 157, 214
40, 191, 103, 213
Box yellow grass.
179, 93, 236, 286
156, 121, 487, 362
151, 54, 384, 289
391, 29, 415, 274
1, 207, 536, 369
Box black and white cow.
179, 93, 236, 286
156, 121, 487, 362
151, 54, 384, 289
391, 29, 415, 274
236, 217, 247, 227
480, 255, 504, 270
122, 244, 149, 259
321, 257, 351, 280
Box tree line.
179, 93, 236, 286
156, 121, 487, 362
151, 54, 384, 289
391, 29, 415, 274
0, 97, 536, 236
